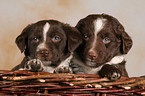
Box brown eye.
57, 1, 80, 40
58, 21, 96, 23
103, 37, 111, 44
52, 35, 61, 43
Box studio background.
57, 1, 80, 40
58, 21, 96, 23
0, 0, 145, 77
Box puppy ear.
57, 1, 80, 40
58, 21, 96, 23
112, 19, 133, 54
63, 24, 82, 52
120, 29, 133, 54
15, 24, 31, 53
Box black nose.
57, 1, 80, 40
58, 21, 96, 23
40, 50, 49, 56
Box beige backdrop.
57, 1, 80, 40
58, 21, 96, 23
0, 0, 145, 77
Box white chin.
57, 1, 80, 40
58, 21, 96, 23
86, 60, 97, 67
42, 61, 52, 66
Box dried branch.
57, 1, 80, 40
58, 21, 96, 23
3, 73, 75, 81
69, 77, 109, 86
118, 79, 145, 89
100, 77, 139, 87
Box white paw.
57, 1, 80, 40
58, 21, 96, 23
24, 59, 44, 72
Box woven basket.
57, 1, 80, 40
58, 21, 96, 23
0, 70, 145, 96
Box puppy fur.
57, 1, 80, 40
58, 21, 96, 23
72, 14, 133, 80
12, 20, 82, 73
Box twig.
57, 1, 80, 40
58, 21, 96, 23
0, 70, 37, 76
118, 79, 145, 89
93, 89, 125, 93
13, 83, 60, 88
69, 77, 109, 86
75, 74, 100, 78
100, 77, 139, 87
3, 73, 75, 81
38, 78, 86, 83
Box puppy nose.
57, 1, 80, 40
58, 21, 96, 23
88, 51, 98, 60
40, 50, 49, 56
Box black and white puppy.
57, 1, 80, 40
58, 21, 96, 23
12, 20, 82, 73
73, 14, 133, 80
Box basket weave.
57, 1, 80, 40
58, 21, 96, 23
0, 70, 145, 96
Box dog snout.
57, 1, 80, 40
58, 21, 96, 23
40, 50, 49, 56
37, 50, 50, 61
88, 50, 98, 60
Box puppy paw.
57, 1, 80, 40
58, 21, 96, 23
107, 70, 121, 80
24, 59, 44, 72
54, 66, 72, 73
99, 64, 121, 80
70, 62, 85, 74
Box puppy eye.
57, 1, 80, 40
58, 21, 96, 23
84, 35, 89, 40
52, 35, 61, 43
32, 37, 39, 42
103, 37, 111, 44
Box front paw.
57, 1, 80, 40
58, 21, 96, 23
99, 64, 121, 80
107, 71, 121, 80
70, 62, 85, 74
54, 67, 72, 73
24, 59, 43, 72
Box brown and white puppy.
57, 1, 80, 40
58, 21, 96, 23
12, 20, 82, 73
72, 14, 133, 80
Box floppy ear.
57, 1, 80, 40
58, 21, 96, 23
15, 24, 31, 53
112, 18, 133, 54
63, 24, 83, 52
120, 29, 133, 54
75, 19, 84, 32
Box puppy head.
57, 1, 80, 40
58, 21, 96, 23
76, 14, 132, 67
16, 20, 82, 66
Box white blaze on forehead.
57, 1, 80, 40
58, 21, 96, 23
90, 18, 106, 51
43, 22, 50, 41
37, 22, 50, 51
95, 18, 105, 33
